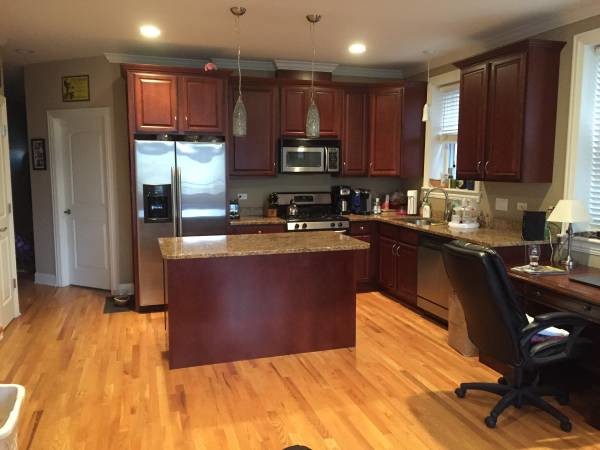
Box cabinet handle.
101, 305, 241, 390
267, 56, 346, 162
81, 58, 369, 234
392, 242, 398, 256
476, 161, 482, 174
369, 162, 373, 168
395, 242, 401, 256
484, 161, 490, 174
360, 226, 365, 231
583, 304, 592, 312
257, 230, 263, 234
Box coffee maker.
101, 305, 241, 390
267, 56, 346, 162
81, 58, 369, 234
351, 188, 372, 215
331, 185, 352, 215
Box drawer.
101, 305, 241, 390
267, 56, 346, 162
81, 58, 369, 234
230, 224, 286, 235
525, 285, 600, 323
350, 222, 373, 235
379, 222, 419, 246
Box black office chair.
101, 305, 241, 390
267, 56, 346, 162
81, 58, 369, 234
442, 240, 588, 431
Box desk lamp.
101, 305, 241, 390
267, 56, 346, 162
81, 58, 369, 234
547, 199, 590, 269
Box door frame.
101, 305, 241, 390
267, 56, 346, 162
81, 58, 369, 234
47, 107, 119, 292
0, 96, 20, 327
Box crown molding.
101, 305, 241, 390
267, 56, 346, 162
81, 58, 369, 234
210, 57, 275, 71
274, 59, 338, 72
104, 52, 210, 68
334, 65, 403, 79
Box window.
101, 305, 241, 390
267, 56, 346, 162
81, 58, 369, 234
422, 70, 479, 201
590, 46, 600, 227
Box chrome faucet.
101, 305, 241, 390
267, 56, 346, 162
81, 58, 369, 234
423, 188, 451, 222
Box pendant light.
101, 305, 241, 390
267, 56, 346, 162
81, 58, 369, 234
231, 6, 247, 137
305, 13, 321, 138
422, 50, 433, 122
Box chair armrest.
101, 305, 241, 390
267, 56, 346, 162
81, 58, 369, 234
519, 312, 587, 362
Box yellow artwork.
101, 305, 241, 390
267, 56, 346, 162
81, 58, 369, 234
62, 75, 90, 102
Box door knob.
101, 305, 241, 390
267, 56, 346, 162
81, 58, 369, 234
64, 209, 72, 215
0, 227, 7, 232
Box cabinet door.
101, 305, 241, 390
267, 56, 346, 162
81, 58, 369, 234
179, 76, 225, 133
395, 243, 418, 305
281, 86, 309, 136
230, 83, 278, 175
133, 73, 178, 132
313, 87, 342, 137
485, 53, 526, 181
378, 235, 397, 291
369, 88, 402, 176
456, 63, 488, 180
353, 234, 372, 285
341, 90, 368, 176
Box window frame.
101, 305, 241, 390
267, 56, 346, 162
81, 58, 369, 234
422, 70, 481, 202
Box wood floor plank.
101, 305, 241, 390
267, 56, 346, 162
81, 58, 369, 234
1, 280, 599, 449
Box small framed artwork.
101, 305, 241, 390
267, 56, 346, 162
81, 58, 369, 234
31, 139, 47, 170
62, 75, 90, 102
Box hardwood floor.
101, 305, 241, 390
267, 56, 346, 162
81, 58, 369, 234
1, 283, 599, 450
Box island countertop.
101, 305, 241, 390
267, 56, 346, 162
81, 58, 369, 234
159, 231, 370, 260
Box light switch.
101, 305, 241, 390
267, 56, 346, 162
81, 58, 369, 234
237, 193, 248, 201
495, 197, 508, 212
516, 202, 528, 211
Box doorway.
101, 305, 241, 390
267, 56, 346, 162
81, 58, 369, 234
47, 108, 118, 291
0, 96, 20, 331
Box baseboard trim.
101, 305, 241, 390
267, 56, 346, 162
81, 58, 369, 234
34, 272, 57, 286
138, 304, 166, 313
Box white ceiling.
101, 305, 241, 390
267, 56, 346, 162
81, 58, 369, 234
2, 0, 600, 73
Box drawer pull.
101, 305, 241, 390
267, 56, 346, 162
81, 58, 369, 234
583, 304, 592, 312
535, 290, 542, 298
257, 230, 263, 234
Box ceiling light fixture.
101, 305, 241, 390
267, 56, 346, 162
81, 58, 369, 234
305, 13, 322, 138
231, 6, 247, 137
348, 43, 366, 54
139, 24, 161, 39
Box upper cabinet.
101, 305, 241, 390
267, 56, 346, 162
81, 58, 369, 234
368, 83, 427, 177
341, 89, 369, 176
280, 85, 342, 137
454, 39, 565, 182
179, 76, 225, 133
229, 79, 279, 176
126, 68, 227, 135
132, 73, 178, 132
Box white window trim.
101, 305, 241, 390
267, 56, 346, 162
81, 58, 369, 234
422, 70, 481, 203
564, 27, 600, 255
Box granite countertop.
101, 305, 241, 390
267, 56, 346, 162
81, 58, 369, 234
159, 231, 370, 260
228, 213, 545, 248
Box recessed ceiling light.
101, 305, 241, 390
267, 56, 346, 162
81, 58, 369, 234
140, 24, 161, 39
348, 43, 366, 54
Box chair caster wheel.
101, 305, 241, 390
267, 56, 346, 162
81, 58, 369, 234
455, 387, 466, 398
556, 393, 570, 406
498, 377, 507, 385
484, 416, 497, 428
560, 421, 572, 432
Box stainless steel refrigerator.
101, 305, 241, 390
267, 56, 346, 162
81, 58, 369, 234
134, 138, 227, 307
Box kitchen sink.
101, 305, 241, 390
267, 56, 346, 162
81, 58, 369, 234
396, 217, 446, 226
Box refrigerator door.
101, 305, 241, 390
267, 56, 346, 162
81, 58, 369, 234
135, 140, 176, 307
175, 142, 227, 236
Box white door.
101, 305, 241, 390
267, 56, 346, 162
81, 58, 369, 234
49, 109, 114, 290
0, 96, 20, 330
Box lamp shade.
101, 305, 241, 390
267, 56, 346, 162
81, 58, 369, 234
547, 199, 590, 223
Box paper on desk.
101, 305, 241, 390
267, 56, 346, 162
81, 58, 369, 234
526, 314, 569, 337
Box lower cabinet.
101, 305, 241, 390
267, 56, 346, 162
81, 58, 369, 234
349, 222, 376, 291
228, 224, 286, 234
377, 223, 418, 305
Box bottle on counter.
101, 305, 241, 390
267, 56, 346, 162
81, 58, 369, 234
421, 200, 431, 219
229, 199, 240, 219
373, 197, 381, 215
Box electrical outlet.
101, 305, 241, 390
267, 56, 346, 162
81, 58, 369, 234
237, 193, 248, 201
495, 197, 508, 212
516, 202, 528, 211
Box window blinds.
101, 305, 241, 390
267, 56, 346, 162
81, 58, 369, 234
591, 47, 600, 226
439, 83, 460, 140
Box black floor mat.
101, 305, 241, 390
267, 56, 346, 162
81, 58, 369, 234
103, 296, 134, 314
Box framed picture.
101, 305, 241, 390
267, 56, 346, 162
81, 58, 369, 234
31, 139, 47, 170
62, 75, 90, 102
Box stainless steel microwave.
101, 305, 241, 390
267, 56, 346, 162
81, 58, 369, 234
280, 139, 340, 174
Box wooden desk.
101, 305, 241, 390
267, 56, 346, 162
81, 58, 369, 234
508, 266, 600, 429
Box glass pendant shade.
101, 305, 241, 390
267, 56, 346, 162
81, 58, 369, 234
232, 95, 247, 137
305, 99, 320, 138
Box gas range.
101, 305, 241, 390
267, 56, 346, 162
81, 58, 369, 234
274, 191, 350, 232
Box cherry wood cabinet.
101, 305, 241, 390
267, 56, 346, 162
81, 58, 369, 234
280, 85, 342, 137
132, 73, 178, 132
349, 222, 376, 291
179, 76, 225, 133
368, 83, 427, 177
229, 80, 278, 176
454, 39, 565, 182
228, 224, 286, 235
341, 89, 369, 176
377, 223, 418, 305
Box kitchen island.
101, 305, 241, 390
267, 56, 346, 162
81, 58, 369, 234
159, 232, 369, 369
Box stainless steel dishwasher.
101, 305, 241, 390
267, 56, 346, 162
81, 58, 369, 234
417, 236, 453, 321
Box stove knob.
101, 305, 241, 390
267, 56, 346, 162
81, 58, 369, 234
294, 223, 300, 230
302, 223, 308, 229
338, 222, 343, 227
330, 222, 335, 228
